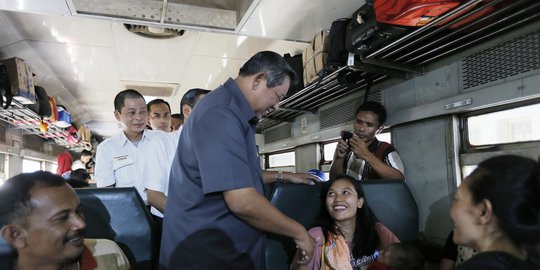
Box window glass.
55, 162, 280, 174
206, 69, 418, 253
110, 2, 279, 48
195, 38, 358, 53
467, 103, 540, 145
22, 159, 42, 173
268, 151, 295, 167
458, 165, 478, 186
376, 132, 392, 143
49, 162, 58, 174
323, 142, 338, 163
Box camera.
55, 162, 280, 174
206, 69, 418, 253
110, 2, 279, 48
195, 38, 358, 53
341, 131, 353, 141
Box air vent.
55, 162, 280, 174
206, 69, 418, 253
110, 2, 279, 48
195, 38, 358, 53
122, 81, 179, 97
463, 30, 540, 90
264, 123, 292, 144
124, 24, 185, 39
319, 92, 382, 130
72, 0, 252, 31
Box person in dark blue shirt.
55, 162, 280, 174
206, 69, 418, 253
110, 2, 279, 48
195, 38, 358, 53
160, 51, 317, 270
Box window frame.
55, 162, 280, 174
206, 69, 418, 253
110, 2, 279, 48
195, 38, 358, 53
461, 99, 540, 154
264, 149, 296, 169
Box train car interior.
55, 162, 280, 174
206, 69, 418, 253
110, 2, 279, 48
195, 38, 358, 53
1, 0, 540, 269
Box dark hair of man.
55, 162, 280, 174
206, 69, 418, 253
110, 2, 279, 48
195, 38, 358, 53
356, 101, 387, 127
113, 89, 145, 112
85, 159, 95, 170
171, 113, 184, 121
0, 171, 66, 227
386, 243, 425, 270
318, 174, 380, 258
147, 98, 171, 113
238, 51, 297, 88
69, 169, 91, 183
467, 155, 540, 246
80, 150, 92, 157
180, 88, 211, 117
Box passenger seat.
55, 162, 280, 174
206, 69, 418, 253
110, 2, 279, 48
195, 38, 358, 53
265, 182, 323, 270
76, 187, 155, 270
361, 179, 419, 244
0, 237, 14, 269
264, 179, 419, 270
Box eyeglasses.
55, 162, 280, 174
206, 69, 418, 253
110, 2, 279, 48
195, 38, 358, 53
274, 90, 286, 102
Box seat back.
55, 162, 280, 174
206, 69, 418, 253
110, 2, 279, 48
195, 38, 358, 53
76, 187, 154, 270
264, 182, 323, 270
0, 237, 15, 270
361, 180, 419, 244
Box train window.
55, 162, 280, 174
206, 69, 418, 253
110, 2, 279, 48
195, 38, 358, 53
461, 165, 477, 181
22, 158, 42, 173
267, 151, 295, 168
467, 103, 540, 146
376, 132, 392, 144
323, 142, 338, 163
49, 162, 58, 174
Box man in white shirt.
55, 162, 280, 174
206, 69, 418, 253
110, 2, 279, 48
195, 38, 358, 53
94, 89, 167, 203
144, 88, 210, 217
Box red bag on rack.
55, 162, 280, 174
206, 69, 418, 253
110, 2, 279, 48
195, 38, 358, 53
374, 0, 462, 27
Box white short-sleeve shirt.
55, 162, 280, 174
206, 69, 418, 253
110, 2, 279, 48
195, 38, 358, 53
143, 127, 182, 217
95, 130, 168, 203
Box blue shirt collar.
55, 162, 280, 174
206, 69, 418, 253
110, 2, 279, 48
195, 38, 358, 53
224, 78, 257, 127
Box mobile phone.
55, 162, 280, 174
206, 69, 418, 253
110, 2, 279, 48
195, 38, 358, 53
341, 131, 353, 141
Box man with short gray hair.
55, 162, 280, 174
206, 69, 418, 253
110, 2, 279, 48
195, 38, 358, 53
160, 51, 316, 269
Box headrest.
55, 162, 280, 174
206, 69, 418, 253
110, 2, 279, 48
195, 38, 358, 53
0, 237, 15, 269
361, 180, 419, 244
265, 182, 323, 270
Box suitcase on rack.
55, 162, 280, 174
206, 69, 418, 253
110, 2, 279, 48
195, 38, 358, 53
346, 4, 409, 56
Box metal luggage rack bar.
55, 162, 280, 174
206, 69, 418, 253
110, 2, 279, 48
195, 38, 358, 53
0, 100, 90, 150
367, 0, 540, 65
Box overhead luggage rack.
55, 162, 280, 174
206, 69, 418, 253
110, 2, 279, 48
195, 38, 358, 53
256, 0, 540, 132
256, 67, 385, 132
0, 100, 90, 150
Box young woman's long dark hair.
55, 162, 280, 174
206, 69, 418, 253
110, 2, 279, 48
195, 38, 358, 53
318, 174, 380, 258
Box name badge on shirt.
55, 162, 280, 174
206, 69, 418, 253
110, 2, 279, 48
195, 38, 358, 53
112, 154, 134, 169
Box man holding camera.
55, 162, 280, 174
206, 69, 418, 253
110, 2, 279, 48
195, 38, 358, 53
330, 101, 405, 181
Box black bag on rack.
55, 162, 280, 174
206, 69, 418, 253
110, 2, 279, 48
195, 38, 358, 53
32, 86, 52, 118
346, 4, 409, 56
0, 65, 13, 109
327, 18, 352, 70
283, 53, 304, 98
